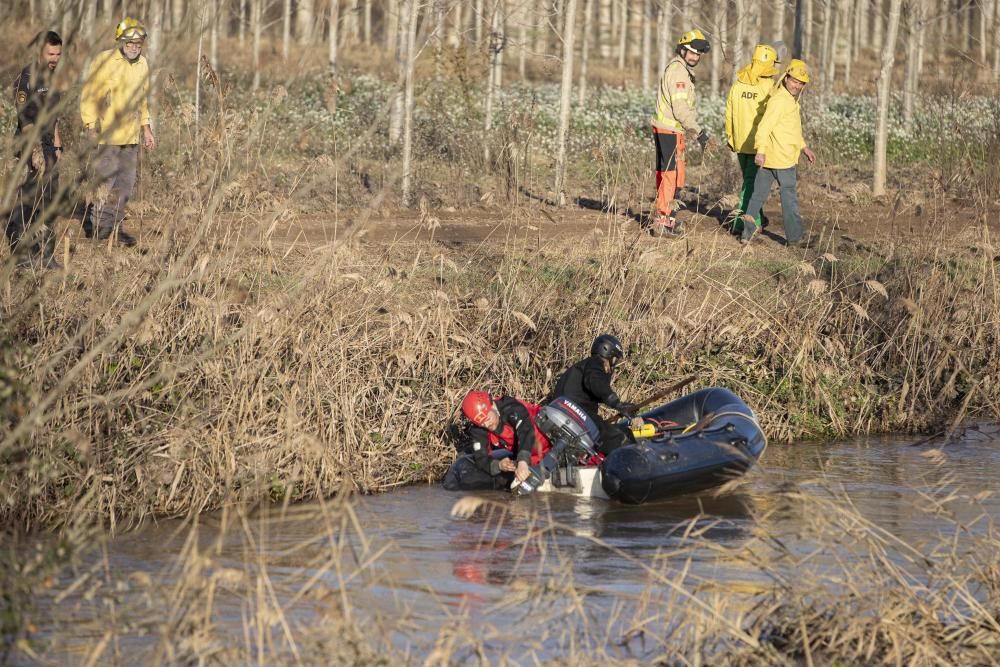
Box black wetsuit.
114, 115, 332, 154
553, 356, 631, 454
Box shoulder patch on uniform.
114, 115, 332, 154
16, 90, 27, 105
675, 81, 686, 90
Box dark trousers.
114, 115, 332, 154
594, 414, 631, 455
4, 148, 58, 259
83, 144, 139, 236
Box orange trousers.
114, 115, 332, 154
653, 127, 686, 216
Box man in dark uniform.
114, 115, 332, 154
552, 334, 637, 455
6, 30, 64, 268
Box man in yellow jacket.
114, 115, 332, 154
650, 29, 711, 238
725, 44, 780, 237
80, 17, 156, 247
740, 59, 817, 247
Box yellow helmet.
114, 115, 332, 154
783, 59, 810, 83
751, 44, 780, 76
677, 29, 711, 55
115, 17, 147, 42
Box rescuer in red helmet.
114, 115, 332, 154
442, 391, 552, 491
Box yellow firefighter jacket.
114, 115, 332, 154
725, 77, 774, 154
753, 84, 807, 170
652, 56, 700, 134
80, 48, 151, 146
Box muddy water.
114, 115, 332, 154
32, 429, 1000, 662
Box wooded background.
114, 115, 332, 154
2, 0, 998, 201
6, 0, 999, 91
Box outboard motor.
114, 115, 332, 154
512, 397, 602, 496
535, 396, 601, 463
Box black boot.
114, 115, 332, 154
82, 204, 96, 238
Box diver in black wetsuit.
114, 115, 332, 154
552, 334, 637, 455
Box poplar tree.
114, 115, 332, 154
554, 0, 578, 207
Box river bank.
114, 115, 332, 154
2, 197, 998, 532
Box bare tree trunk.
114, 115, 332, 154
657, 0, 670, 76
401, 0, 419, 206
518, 0, 529, 78
252, 0, 262, 91
629, 0, 642, 61
495, 0, 506, 88
820, 0, 834, 90
484, 1, 499, 163
174, 0, 186, 31
734, 0, 747, 63
979, 0, 989, 64
329, 0, 341, 113
554, 0, 578, 207
364, 0, 372, 44
872, 0, 884, 46
617, 0, 627, 70
389, 0, 406, 144
475, 0, 484, 44
747, 2, 761, 55
578, 0, 594, 102
597, 0, 612, 58
873, 0, 903, 197
993, 0, 1000, 80
298, 0, 315, 44
711, 0, 725, 96
148, 0, 163, 131
847, 0, 863, 82
804, 0, 815, 57
641, 0, 652, 90
450, 2, 463, 46
386, 0, 400, 51
793, 0, 805, 57
535, 0, 549, 55
239, 0, 246, 47
83, 0, 97, 42
283, 0, 292, 60
210, 0, 219, 70
345, 0, 359, 43
961, 0, 972, 52
772, 0, 786, 41
902, 0, 922, 128
936, 4, 947, 78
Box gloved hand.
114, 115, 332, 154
697, 129, 711, 152
617, 402, 639, 418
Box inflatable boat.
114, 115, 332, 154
597, 387, 767, 503
444, 388, 766, 504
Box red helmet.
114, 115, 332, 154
462, 391, 495, 427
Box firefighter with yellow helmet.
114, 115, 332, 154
79, 17, 155, 247
725, 44, 780, 238
650, 29, 712, 237
740, 59, 817, 247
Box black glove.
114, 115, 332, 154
617, 402, 639, 418
608, 394, 637, 417
697, 129, 710, 152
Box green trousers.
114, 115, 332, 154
736, 153, 768, 231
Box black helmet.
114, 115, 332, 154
590, 334, 624, 361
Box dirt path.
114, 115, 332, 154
268, 186, 997, 259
